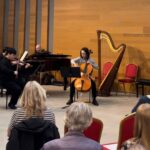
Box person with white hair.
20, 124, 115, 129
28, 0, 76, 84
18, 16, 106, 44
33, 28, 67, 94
35, 44, 41, 52
41, 102, 102, 150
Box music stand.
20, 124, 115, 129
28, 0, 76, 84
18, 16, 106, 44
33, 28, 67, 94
60, 66, 81, 78
60, 67, 81, 109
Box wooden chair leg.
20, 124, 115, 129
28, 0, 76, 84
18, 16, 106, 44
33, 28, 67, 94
75, 90, 91, 103
0, 88, 3, 97
6, 94, 8, 109
77, 91, 78, 99
116, 82, 119, 96
123, 83, 126, 94
129, 83, 134, 94
89, 91, 90, 102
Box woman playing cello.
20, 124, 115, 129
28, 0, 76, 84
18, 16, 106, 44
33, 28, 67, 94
66, 47, 99, 106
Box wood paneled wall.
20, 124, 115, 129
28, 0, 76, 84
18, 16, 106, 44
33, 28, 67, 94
0, 0, 149, 93
41, 0, 48, 49
53, 0, 150, 93
0, 0, 53, 55
18, 0, 25, 55
7, 0, 15, 47
0, 0, 4, 48
29, 0, 36, 52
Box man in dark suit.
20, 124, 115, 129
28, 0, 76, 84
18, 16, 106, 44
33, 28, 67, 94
0, 48, 25, 109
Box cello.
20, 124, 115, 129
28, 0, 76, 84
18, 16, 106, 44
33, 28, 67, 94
74, 61, 93, 92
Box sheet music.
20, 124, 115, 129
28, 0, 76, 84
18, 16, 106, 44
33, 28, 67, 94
20, 50, 28, 61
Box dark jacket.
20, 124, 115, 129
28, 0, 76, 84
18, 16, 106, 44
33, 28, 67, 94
41, 131, 102, 150
6, 118, 60, 150
0, 57, 16, 83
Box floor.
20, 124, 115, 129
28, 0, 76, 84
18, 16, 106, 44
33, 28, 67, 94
0, 85, 138, 150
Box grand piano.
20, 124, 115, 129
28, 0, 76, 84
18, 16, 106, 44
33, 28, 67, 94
25, 51, 71, 90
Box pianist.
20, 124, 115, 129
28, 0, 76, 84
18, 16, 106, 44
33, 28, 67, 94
26, 46, 71, 88
27, 44, 51, 60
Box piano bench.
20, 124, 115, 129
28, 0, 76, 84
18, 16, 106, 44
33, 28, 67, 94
136, 79, 150, 97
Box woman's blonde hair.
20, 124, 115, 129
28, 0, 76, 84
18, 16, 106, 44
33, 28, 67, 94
20, 81, 46, 117
64, 102, 92, 131
134, 103, 150, 149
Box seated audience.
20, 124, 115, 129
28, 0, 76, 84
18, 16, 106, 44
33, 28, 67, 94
121, 103, 150, 150
131, 95, 150, 112
6, 117, 60, 150
41, 102, 102, 150
7, 80, 56, 137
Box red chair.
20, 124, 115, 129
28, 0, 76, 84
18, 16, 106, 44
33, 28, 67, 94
64, 118, 103, 142
102, 113, 135, 150
117, 113, 136, 150
102, 62, 113, 80
118, 64, 138, 94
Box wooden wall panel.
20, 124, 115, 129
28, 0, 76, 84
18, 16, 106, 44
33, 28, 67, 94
29, 0, 36, 53
0, 0, 150, 93
1, 0, 52, 54
41, 0, 48, 50
7, 0, 15, 47
0, 0, 4, 51
18, 0, 25, 55
54, 0, 150, 93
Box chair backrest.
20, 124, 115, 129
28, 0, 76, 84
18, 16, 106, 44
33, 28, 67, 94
125, 64, 138, 79
117, 113, 136, 150
102, 62, 113, 80
64, 117, 103, 142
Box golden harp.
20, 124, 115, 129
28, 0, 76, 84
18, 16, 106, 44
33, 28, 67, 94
97, 30, 126, 96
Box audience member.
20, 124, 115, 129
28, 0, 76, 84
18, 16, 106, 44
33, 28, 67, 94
121, 103, 150, 150
41, 102, 102, 150
7, 80, 56, 137
6, 117, 60, 150
131, 95, 150, 112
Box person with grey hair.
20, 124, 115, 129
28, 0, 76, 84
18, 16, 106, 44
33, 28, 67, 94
41, 102, 102, 150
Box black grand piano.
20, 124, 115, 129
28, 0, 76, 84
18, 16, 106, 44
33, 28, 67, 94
25, 51, 71, 90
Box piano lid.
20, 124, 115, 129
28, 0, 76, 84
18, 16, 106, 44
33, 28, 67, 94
27, 51, 71, 60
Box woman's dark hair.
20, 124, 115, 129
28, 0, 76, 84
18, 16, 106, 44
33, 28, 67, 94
80, 47, 90, 60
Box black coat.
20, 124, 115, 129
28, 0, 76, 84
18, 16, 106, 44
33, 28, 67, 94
6, 118, 60, 150
0, 57, 16, 83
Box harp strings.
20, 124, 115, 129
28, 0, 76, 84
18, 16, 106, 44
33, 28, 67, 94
100, 32, 124, 53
